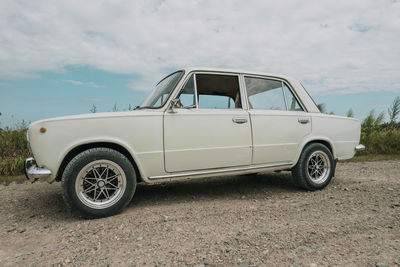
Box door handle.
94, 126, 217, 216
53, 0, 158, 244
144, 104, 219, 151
232, 117, 248, 124
298, 118, 310, 124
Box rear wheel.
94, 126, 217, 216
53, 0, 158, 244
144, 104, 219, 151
292, 143, 334, 190
61, 148, 136, 218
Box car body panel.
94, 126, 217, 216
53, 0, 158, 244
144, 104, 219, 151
28, 111, 165, 182
26, 67, 362, 184
164, 108, 252, 172
249, 110, 311, 165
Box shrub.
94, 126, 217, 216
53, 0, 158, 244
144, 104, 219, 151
0, 128, 30, 176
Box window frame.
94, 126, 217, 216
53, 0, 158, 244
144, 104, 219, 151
282, 82, 304, 112
141, 70, 185, 109
175, 71, 245, 110
242, 74, 306, 112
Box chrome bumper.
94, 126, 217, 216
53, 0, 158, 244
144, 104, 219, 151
24, 157, 52, 183
355, 144, 365, 152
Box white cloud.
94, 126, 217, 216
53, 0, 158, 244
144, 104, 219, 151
0, 0, 399, 94
63, 79, 83, 85
63, 79, 104, 88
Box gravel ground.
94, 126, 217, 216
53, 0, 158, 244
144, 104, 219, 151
0, 160, 399, 266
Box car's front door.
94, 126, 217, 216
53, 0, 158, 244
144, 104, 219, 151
163, 73, 252, 173
244, 75, 311, 165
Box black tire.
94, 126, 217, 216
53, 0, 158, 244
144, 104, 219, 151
61, 148, 136, 218
292, 143, 335, 191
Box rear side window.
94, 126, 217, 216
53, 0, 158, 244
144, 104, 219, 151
244, 77, 286, 110
283, 83, 303, 111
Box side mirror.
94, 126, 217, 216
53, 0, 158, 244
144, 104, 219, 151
168, 98, 180, 113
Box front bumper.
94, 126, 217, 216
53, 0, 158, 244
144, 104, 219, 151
355, 144, 365, 152
24, 157, 52, 183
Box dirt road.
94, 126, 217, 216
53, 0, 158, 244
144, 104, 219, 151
0, 160, 399, 266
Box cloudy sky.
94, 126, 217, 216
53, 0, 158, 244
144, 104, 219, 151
1, 0, 399, 127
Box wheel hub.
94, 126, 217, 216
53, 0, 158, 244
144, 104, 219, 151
75, 160, 127, 209
97, 180, 105, 188
306, 151, 331, 184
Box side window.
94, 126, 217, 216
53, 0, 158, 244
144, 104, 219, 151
177, 74, 196, 107
244, 77, 286, 110
196, 74, 241, 109
198, 95, 235, 109
283, 83, 303, 111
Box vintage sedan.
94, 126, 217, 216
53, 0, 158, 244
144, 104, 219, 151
25, 67, 364, 217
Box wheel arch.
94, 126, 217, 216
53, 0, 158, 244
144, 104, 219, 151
294, 137, 336, 166
56, 141, 143, 183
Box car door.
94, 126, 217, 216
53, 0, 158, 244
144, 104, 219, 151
244, 75, 311, 165
163, 72, 252, 173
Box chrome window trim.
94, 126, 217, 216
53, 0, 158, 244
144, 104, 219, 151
243, 74, 308, 112
141, 70, 185, 110
282, 81, 305, 112
282, 81, 289, 111
172, 71, 245, 111
194, 73, 199, 108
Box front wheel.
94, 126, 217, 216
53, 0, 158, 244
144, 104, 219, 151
292, 143, 335, 190
61, 148, 136, 218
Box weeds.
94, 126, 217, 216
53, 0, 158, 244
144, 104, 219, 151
0, 128, 30, 176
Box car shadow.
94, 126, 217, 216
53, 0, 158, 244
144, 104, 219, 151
129, 171, 299, 208
13, 171, 298, 220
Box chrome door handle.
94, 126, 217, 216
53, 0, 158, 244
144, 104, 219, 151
232, 117, 248, 124
298, 118, 310, 124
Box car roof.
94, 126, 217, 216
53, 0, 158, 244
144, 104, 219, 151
181, 67, 295, 81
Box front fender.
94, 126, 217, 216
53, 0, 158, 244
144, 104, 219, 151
56, 137, 147, 182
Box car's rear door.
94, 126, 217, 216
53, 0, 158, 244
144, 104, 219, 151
163, 72, 252, 173
244, 75, 311, 165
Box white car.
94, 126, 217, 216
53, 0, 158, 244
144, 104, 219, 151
25, 67, 364, 217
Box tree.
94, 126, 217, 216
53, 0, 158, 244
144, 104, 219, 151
128, 104, 133, 111
362, 110, 384, 137
346, 108, 354, 118
112, 103, 118, 112
90, 104, 97, 113
388, 96, 400, 123
317, 103, 326, 113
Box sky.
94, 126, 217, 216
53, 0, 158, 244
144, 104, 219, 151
1, 0, 400, 127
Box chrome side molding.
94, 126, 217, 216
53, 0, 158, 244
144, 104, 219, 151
149, 162, 292, 180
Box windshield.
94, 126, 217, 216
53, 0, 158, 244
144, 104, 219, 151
140, 71, 183, 108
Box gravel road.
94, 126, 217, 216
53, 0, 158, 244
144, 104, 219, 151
0, 160, 399, 266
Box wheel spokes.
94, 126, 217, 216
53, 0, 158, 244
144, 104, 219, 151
81, 164, 121, 202
307, 151, 330, 182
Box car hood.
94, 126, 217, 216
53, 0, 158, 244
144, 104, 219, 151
30, 110, 162, 126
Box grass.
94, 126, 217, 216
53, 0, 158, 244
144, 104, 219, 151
0, 128, 30, 176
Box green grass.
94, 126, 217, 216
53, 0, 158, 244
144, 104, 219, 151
0, 128, 30, 176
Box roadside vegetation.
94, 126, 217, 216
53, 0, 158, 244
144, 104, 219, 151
0, 121, 30, 176
0, 97, 399, 177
